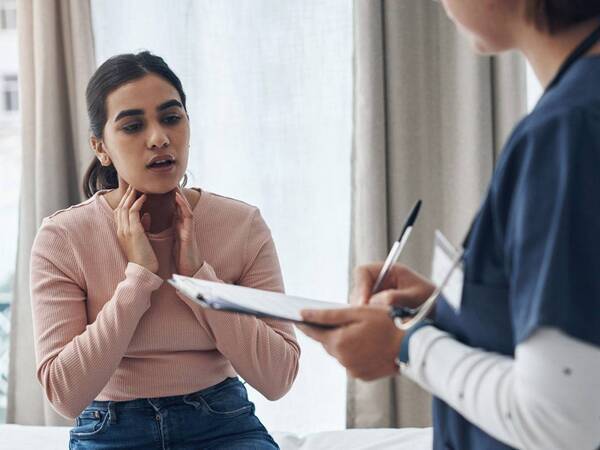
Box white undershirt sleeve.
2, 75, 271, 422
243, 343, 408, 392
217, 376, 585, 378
403, 326, 600, 450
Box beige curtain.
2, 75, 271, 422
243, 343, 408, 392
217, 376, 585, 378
7, 0, 95, 425
348, 0, 527, 428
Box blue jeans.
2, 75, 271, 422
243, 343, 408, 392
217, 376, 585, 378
69, 377, 279, 449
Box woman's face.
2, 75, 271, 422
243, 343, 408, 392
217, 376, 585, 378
440, 0, 523, 53
94, 73, 190, 194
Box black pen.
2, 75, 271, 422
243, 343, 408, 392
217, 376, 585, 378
371, 200, 422, 294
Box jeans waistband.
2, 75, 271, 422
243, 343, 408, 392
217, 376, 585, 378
85, 377, 242, 415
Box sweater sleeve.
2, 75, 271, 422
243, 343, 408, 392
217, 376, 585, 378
176, 210, 300, 400
30, 219, 164, 418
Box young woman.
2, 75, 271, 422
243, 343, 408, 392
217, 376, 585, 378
300, 1, 600, 449
30, 52, 299, 449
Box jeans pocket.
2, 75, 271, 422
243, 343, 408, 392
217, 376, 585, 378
70, 409, 111, 439
184, 381, 254, 419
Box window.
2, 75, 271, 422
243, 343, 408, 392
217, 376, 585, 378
0, 3, 20, 423
0, 0, 16, 31
3, 75, 18, 112
91, 0, 352, 434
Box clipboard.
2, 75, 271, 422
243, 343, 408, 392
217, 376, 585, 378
168, 274, 349, 327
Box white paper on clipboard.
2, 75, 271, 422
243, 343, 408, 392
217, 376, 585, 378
168, 275, 348, 325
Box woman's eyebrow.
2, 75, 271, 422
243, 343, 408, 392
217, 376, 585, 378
157, 99, 183, 111
114, 108, 144, 122
113, 100, 183, 122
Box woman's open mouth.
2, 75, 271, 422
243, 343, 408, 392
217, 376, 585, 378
146, 157, 176, 173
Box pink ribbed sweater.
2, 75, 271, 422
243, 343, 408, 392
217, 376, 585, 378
30, 189, 300, 419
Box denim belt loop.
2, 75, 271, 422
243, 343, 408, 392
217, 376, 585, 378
108, 401, 117, 424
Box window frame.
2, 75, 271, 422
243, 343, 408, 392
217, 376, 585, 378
0, 0, 17, 31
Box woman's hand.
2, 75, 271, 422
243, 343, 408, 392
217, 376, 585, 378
350, 263, 435, 309
173, 188, 203, 276
114, 186, 159, 274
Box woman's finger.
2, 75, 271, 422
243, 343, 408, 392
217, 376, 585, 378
115, 187, 129, 229
123, 186, 137, 210
116, 185, 132, 210
172, 196, 183, 230
130, 193, 146, 212
175, 191, 193, 218
119, 187, 137, 233
129, 194, 147, 228
114, 186, 131, 228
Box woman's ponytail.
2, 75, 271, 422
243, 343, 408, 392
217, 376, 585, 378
82, 158, 119, 198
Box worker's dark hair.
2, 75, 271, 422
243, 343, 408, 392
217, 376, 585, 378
528, 0, 600, 34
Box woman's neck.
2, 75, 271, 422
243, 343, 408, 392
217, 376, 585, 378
517, 18, 600, 88
106, 186, 177, 234
141, 191, 177, 233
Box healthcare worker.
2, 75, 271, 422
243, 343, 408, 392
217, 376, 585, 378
299, 1, 600, 449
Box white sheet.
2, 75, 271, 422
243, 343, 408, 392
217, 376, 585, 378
0, 424, 433, 450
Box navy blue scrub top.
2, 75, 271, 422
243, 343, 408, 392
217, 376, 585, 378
432, 55, 600, 450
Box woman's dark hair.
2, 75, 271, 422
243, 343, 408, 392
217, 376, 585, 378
528, 0, 600, 34
83, 51, 188, 198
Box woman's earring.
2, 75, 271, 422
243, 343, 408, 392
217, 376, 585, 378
179, 173, 188, 188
